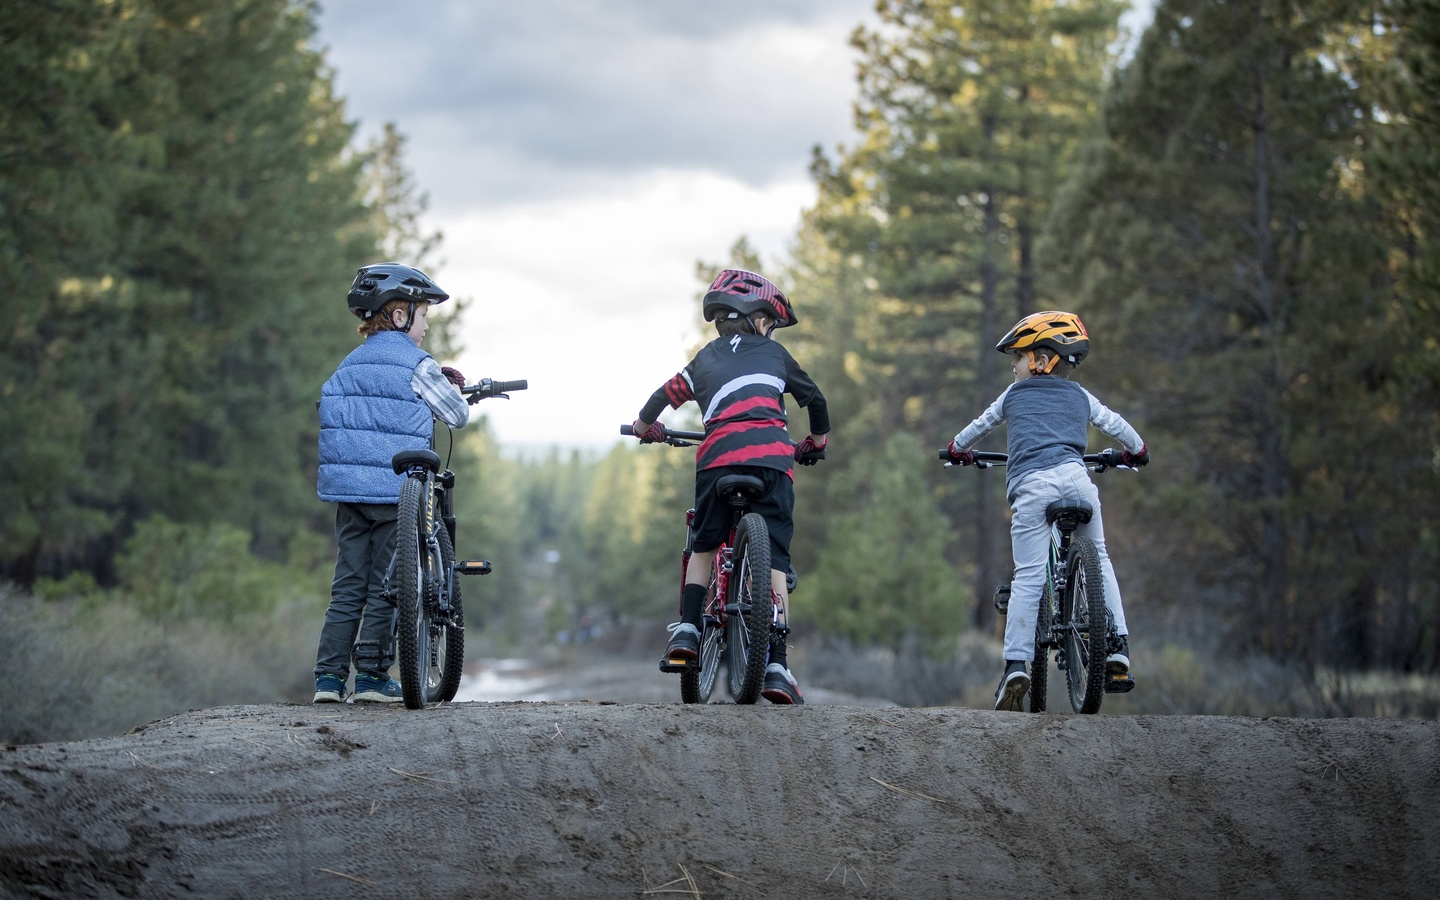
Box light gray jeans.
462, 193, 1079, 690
1004, 461, 1127, 662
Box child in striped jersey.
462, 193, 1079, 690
632, 269, 829, 704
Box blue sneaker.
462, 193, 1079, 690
352, 672, 403, 703
313, 673, 347, 703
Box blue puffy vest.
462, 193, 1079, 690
317, 331, 433, 504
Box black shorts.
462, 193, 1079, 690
692, 465, 794, 574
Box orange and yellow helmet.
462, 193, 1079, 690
995, 311, 1090, 374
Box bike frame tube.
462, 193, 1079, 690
1041, 522, 1077, 649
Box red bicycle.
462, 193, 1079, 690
622, 424, 819, 704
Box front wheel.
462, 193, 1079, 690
725, 513, 773, 704
1029, 582, 1052, 713
681, 620, 723, 704
1061, 535, 1107, 714
434, 520, 464, 702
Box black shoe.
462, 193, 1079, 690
1106, 635, 1130, 675
664, 622, 700, 659
994, 661, 1030, 711
761, 664, 805, 705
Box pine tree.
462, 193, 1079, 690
0, 0, 387, 586
806, 0, 1124, 632
1044, 0, 1440, 670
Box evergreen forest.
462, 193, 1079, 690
3, 0, 1438, 741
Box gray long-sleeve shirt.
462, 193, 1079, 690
951, 377, 1143, 500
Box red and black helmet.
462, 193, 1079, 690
346, 263, 449, 320
702, 269, 797, 328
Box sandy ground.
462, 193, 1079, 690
3, 640, 1439, 898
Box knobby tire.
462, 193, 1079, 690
395, 477, 429, 710
1061, 535, 1107, 714
1029, 582, 1051, 713
728, 513, 772, 704
681, 570, 724, 703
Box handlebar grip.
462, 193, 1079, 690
937, 448, 950, 461
493, 379, 527, 393
796, 447, 826, 465
620, 424, 635, 436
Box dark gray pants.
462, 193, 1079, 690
314, 502, 398, 677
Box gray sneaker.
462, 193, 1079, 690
352, 672, 403, 703
994, 661, 1030, 711
1106, 635, 1131, 675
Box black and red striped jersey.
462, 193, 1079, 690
640, 334, 829, 475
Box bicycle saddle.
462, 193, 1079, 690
714, 473, 765, 503
1045, 498, 1094, 526
391, 449, 441, 475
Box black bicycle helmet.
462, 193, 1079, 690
346, 263, 449, 320
702, 268, 797, 328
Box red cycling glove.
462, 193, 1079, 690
1121, 443, 1150, 467
440, 366, 466, 388
947, 440, 976, 466
632, 419, 667, 444
795, 434, 828, 464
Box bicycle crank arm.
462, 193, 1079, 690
455, 559, 492, 576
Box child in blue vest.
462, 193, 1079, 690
946, 311, 1148, 711
312, 263, 471, 703
632, 269, 830, 704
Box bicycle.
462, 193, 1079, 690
938, 447, 1136, 714
622, 424, 823, 704
386, 377, 527, 709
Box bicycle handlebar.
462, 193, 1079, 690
462, 378, 528, 403
937, 447, 1132, 472
620, 423, 705, 446
935, 449, 1008, 467
621, 424, 826, 464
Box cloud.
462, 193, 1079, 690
439, 172, 815, 446
317, 0, 873, 210
314, 1, 876, 445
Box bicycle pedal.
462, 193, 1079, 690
658, 656, 697, 674
455, 559, 492, 576
1105, 674, 1136, 693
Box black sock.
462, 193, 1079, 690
770, 635, 788, 668
681, 583, 706, 627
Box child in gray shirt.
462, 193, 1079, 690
947, 311, 1148, 711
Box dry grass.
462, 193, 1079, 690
794, 611, 1440, 719
1, 585, 323, 744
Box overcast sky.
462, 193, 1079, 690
314, 1, 1151, 449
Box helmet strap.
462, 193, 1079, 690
393, 301, 416, 333
1029, 350, 1060, 375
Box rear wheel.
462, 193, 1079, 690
395, 477, 430, 710
725, 513, 773, 704
1061, 536, 1107, 714
434, 520, 464, 702
1029, 582, 1051, 713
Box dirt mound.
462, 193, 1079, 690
2, 702, 1437, 898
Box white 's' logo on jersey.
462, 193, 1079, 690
730, 335, 742, 352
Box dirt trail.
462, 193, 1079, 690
2, 698, 1437, 899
